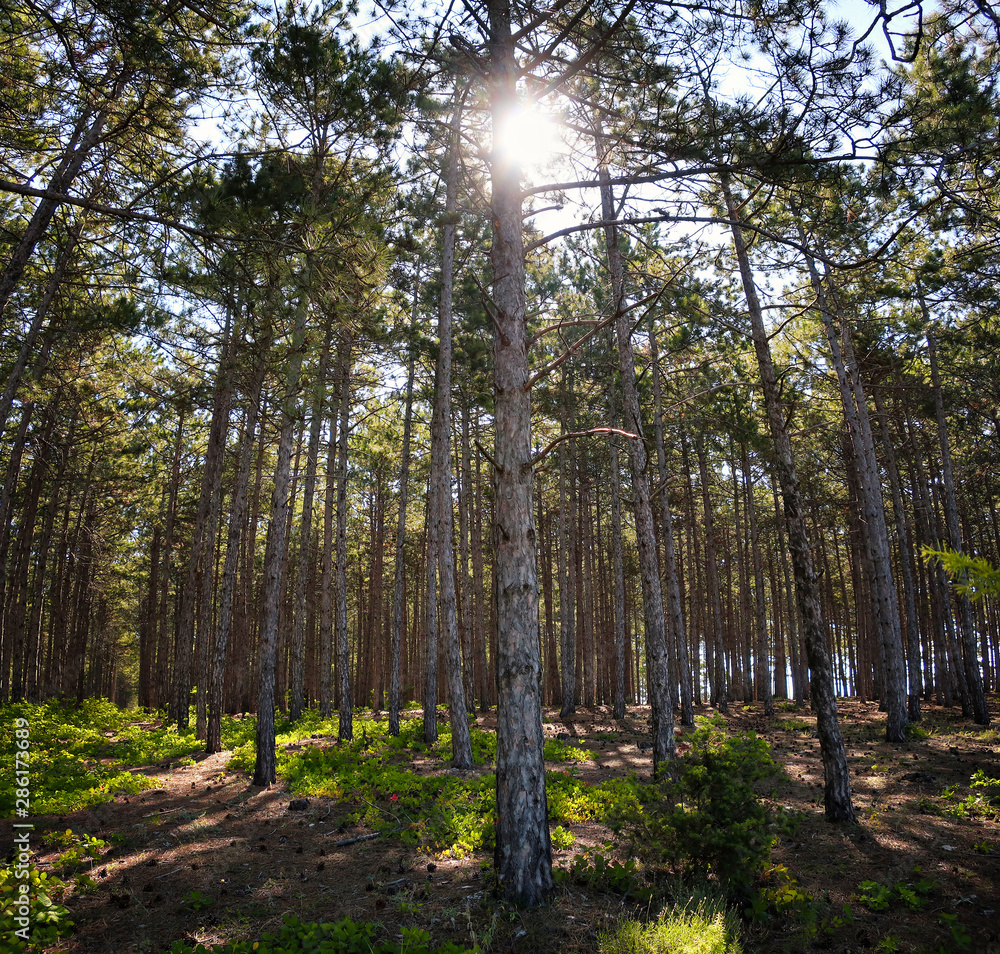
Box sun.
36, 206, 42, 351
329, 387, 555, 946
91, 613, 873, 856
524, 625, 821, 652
494, 102, 560, 176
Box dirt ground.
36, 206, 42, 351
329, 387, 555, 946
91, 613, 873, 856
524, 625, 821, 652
6, 699, 1000, 954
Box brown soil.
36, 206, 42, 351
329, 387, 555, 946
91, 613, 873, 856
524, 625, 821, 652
6, 699, 1000, 954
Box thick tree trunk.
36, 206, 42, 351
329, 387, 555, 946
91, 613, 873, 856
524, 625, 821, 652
723, 177, 853, 821
487, 0, 553, 905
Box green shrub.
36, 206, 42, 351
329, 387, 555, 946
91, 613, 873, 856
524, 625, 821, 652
164, 914, 477, 953
614, 720, 783, 891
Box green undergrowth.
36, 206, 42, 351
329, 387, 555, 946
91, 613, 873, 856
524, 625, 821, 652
226, 713, 639, 858
164, 914, 476, 954
0, 699, 204, 816
599, 896, 743, 954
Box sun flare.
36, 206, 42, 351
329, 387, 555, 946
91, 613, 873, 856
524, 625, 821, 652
494, 103, 560, 173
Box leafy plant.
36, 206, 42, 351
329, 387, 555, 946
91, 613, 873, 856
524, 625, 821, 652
937, 913, 972, 952
0, 865, 73, 948
550, 825, 575, 850
560, 848, 652, 902
184, 888, 214, 911
544, 737, 594, 763
857, 872, 934, 912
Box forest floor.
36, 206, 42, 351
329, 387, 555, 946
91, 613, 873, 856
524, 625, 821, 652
6, 698, 1000, 954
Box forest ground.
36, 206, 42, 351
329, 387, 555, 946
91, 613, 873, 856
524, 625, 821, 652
5, 699, 999, 954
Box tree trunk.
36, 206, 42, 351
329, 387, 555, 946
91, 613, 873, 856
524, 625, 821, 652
558, 369, 577, 718
925, 319, 990, 725
334, 330, 354, 742
487, 0, 553, 905
429, 92, 473, 767
872, 385, 923, 721
742, 442, 773, 716
804, 248, 907, 741
723, 176, 853, 821
254, 288, 310, 786
290, 328, 333, 721
389, 285, 418, 736
174, 313, 235, 730
596, 131, 675, 770
649, 323, 694, 725
208, 337, 268, 754
696, 436, 728, 713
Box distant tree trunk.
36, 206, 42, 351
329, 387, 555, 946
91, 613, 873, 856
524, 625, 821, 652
488, 0, 552, 905
334, 330, 354, 742
609, 438, 627, 720
155, 409, 186, 709
649, 323, 694, 726
558, 368, 577, 719
389, 290, 418, 736
805, 248, 907, 742
742, 442, 773, 716
254, 288, 309, 787
319, 390, 337, 719
597, 132, 674, 770
925, 319, 990, 726
429, 91, 473, 767
872, 386, 922, 721
723, 175, 853, 820
208, 337, 268, 754
470, 419, 490, 712
696, 436, 728, 713
174, 313, 235, 730
290, 328, 333, 722
459, 405, 477, 711
0, 403, 35, 702
139, 524, 161, 709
